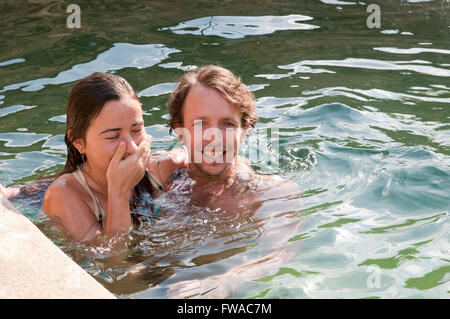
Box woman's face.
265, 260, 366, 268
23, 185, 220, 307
75, 96, 145, 175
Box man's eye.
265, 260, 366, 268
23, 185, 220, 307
224, 122, 236, 127
132, 128, 143, 133
105, 135, 118, 140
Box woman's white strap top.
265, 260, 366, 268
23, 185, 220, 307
72, 167, 106, 227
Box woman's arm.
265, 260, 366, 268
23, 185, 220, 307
43, 135, 152, 242
146, 147, 188, 188
42, 179, 102, 242
146, 147, 255, 189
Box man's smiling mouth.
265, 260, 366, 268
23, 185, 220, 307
202, 148, 227, 163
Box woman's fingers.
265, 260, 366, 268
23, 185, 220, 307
106, 141, 126, 185
109, 141, 126, 168
142, 134, 152, 164
128, 133, 152, 165
106, 134, 154, 191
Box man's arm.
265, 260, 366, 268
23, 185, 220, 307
167, 176, 303, 299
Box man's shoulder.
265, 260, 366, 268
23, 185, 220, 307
258, 174, 297, 187
252, 174, 301, 200
233, 157, 299, 194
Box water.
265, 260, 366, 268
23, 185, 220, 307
1, 0, 449, 298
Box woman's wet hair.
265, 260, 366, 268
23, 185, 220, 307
167, 65, 258, 135
62, 72, 139, 175
61, 72, 153, 203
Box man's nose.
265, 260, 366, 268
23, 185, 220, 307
202, 126, 221, 142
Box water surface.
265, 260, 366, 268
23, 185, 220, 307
1, 0, 449, 298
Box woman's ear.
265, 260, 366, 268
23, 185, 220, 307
68, 130, 86, 154
72, 138, 86, 154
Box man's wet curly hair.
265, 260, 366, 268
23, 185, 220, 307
167, 65, 258, 134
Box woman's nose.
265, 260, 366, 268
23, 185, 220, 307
123, 136, 139, 156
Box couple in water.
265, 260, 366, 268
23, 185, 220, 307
2, 65, 302, 297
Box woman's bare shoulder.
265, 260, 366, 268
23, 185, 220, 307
45, 174, 83, 195
42, 174, 87, 214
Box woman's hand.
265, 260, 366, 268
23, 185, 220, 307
106, 134, 152, 196
0, 183, 21, 198
103, 134, 152, 233
146, 146, 189, 187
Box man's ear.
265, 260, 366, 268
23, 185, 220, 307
173, 124, 185, 144
68, 130, 86, 154
240, 124, 250, 143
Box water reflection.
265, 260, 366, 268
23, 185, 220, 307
0, 43, 180, 93
51, 168, 305, 297
160, 14, 319, 39
0, 58, 26, 67
1, 0, 449, 298
279, 58, 450, 77
374, 47, 450, 55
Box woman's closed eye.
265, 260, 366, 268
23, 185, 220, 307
104, 127, 143, 140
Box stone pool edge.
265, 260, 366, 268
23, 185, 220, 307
0, 197, 115, 299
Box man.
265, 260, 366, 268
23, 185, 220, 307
150, 65, 299, 213
155, 65, 303, 298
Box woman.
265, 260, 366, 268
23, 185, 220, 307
41, 72, 185, 242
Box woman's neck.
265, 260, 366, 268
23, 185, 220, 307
80, 164, 108, 196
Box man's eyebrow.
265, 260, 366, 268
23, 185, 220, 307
192, 117, 237, 122
221, 117, 238, 123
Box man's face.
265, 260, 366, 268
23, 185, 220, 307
178, 83, 247, 178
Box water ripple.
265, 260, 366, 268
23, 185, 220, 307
374, 47, 450, 55
0, 58, 26, 67
159, 15, 319, 39
0, 43, 180, 93
0, 105, 36, 118
279, 58, 450, 77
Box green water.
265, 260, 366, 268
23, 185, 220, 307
1, 0, 449, 298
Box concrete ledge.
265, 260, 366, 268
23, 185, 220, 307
0, 197, 115, 299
